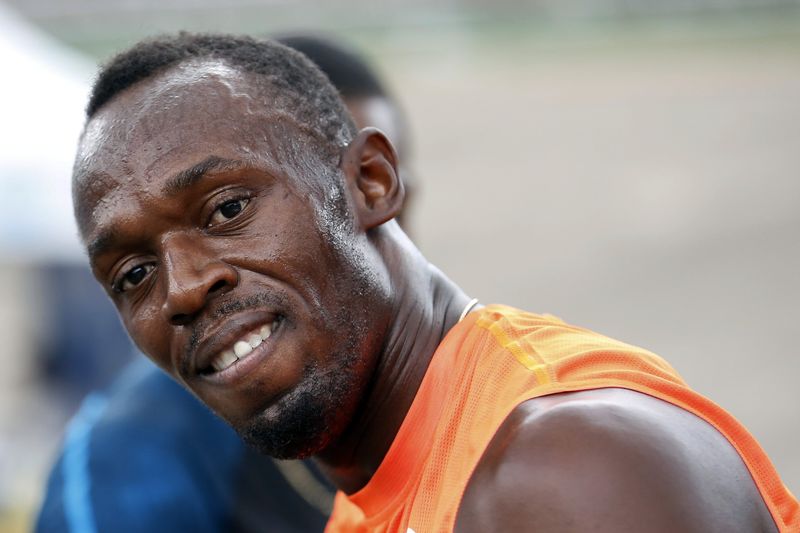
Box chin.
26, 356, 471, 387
234, 270, 385, 459
238, 390, 335, 459
237, 355, 360, 459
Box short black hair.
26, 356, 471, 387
86, 32, 356, 151
274, 34, 388, 101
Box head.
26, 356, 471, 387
74, 33, 404, 458
275, 34, 415, 228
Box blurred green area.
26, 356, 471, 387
6, 1, 800, 61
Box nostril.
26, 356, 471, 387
209, 279, 228, 294
171, 313, 192, 326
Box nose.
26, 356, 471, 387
160, 235, 238, 326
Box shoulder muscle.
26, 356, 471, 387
455, 388, 776, 533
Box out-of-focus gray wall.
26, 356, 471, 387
403, 32, 800, 492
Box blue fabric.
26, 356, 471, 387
36, 357, 331, 533
62, 393, 106, 533
37, 265, 135, 401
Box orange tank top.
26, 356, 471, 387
325, 305, 799, 532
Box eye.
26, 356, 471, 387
113, 263, 155, 293
208, 197, 250, 227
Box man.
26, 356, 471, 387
37, 34, 412, 532
69, 33, 798, 531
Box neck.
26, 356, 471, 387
317, 224, 471, 493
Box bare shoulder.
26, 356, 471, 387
455, 388, 777, 533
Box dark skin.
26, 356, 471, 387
75, 58, 467, 486
456, 389, 778, 532
345, 94, 416, 230
75, 58, 779, 530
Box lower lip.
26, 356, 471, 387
201, 323, 280, 386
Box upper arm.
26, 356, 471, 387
455, 388, 777, 533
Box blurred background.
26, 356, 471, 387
1, 0, 798, 530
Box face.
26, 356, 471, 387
75, 60, 394, 458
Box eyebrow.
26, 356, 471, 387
87, 226, 119, 263
161, 155, 247, 196
87, 155, 251, 262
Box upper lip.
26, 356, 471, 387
183, 310, 280, 378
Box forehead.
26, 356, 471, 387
79, 60, 268, 171
74, 59, 320, 236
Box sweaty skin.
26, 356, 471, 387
75, 56, 783, 529
456, 389, 778, 532
345, 95, 415, 229
75, 58, 470, 482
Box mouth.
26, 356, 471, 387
195, 315, 283, 378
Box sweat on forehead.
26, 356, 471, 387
72, 58, 348, 237
83, 60, 309, 148
86, 33, 356, 140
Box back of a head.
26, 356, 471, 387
273, 34, 388, 102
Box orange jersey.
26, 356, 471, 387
325, 305, 799, 532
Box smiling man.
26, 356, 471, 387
72, 33, 798, 532
38, 34, 418, 533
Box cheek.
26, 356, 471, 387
122, 304, 171, 368
234, 208, 343, 283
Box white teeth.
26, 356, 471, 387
212, 350, 237, 372
246, 333, 262, 349
233, 340, 253, 358
208, 321, 276, 373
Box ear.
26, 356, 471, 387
341, 127, 405, 230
